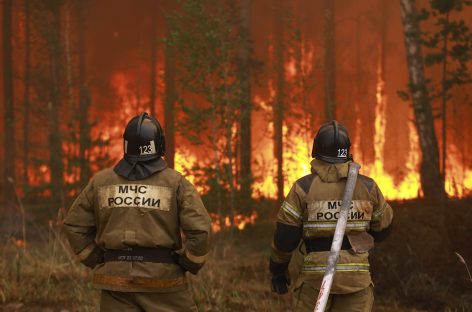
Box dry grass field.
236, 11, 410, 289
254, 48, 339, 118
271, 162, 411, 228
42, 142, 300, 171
1, 199, 471, 311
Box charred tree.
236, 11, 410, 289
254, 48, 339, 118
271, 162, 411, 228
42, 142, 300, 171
23, 0, 31, 187
400, 0, 444, 201
2, 0, 16, 230
354, 15, 365, 163
323, 0, 336, 121
149, 3, 158, 117
290, 8, 316, 159
46, 1, 65, 210
274, 0, 285, 202
78, 0, 91, 186
219, 0, 236, 232
164, 28, 176, 169
64, 0, 76, 182
239, 0, 252, 206
440, 11, 450, 185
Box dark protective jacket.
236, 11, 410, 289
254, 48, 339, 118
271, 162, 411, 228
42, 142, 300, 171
271, 159, 393, 294
64, 161, 211, 292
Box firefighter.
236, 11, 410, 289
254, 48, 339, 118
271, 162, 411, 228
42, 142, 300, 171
64, 112, 211, 312
269, 121, 393, 312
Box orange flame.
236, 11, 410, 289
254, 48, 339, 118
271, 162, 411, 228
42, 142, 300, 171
11, 237, 25, 249
35, 67, 468, 202
210, 211, 258, 233
251, 44, 471, 200
445, 145, 472, 197
360, 47, 422, 199
26, 63, 470, 203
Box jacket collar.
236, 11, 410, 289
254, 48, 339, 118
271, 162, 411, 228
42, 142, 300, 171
113, 157, 168, 180
310, 158, 351, 182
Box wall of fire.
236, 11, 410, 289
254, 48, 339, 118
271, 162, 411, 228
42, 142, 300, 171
0, 0, 471, 202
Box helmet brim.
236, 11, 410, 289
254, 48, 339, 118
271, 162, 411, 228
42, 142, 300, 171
314, 153, 350, 164
124, 153, 160, 162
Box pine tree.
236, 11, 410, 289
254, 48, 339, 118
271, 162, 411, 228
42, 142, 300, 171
421, 0, 472, 187
323, 0, 336, 121
273, 0, 286, 202
78, 0, 92, 187
167, 0, 244, 228
164, 25, 176, 169
2, 0, 17, 232
238, 0, 253, 206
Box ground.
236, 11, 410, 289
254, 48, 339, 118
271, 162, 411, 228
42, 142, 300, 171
1, 199, 471, 311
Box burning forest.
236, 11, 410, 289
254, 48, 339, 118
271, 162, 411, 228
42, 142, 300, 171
0, 0, 472, 311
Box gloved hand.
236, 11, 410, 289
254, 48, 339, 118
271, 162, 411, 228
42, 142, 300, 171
172, 251, 203, 275
271, 271, 291, 294
82, 245, 104, 269
269, 258, 291, 294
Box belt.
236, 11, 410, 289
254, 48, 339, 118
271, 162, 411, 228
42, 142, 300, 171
103, 247, 175, 263
305, 236, 352, 252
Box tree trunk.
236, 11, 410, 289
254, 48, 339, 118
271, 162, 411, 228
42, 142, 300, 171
400, 0, 444, 201
353, 15, 365, 163
23, 0, 31, 188
47, 1, 65, 210
210, 97, 224, 232
64, 0, 76, 182
164, 28, 175, 169
78, 0, 91, 187
441, 12, 450, 188
274, 0, 285, 202
376, 0, 388, 165
226, 123, 236, 233
2, 0, 17, 232
323, 0, 336, 121
239, 0, 252, 205
149, 3, 158, 117
380, 1, 387, 88
219, 2, 235, 231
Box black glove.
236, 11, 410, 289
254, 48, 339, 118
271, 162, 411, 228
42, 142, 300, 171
172, 251, 203, 275
82, 245, 104, 269
271, 272, 291, 294
269, 258, 291, 294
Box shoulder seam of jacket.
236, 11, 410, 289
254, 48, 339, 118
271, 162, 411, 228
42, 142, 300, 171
296, 173, 315, 194
358, 174, 375, 193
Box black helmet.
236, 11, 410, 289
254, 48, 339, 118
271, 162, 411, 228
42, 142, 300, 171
123, 112, 165, 162
311, 120, 352, 163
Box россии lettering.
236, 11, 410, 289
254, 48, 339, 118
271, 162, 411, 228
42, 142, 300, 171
98, 184, 172, 211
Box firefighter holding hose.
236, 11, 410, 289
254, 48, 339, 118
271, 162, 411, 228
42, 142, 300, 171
64, 113, 211, 311
269, 121, 393, 311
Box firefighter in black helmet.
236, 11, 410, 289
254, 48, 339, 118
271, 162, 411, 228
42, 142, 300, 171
64, 112, 211, 312
114, 112, 167, 180
270, 120, 393, 312
312, 121, 352, 163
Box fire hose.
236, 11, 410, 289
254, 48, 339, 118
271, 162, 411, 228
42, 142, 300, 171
313, 162, 361, 312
